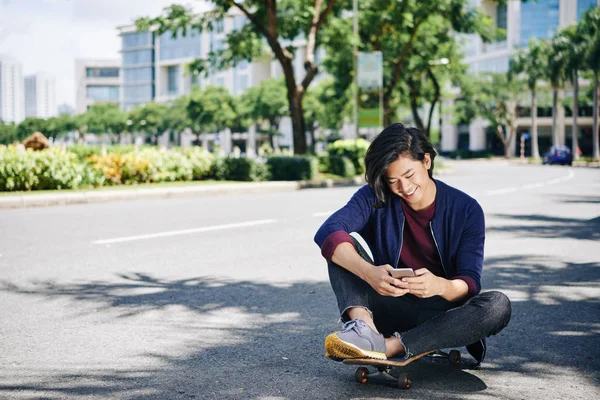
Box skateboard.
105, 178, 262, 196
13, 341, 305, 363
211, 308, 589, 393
343, 349, 461, 389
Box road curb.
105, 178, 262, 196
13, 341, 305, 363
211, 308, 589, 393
0, 178, 368, 209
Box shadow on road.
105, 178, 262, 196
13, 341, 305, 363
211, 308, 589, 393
0, 274, 485, 399
482, 256, 600, 386
488, 214, 600, 240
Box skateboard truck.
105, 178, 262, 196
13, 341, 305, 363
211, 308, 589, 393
345, 349, 461, 389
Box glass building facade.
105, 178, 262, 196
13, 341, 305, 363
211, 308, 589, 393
520, 0, 560, 46
159, 29, 202, 61
577, 0, 597, 19
86, 86, 120, 102
86, 67, 119, 78
121, 31, 155, 110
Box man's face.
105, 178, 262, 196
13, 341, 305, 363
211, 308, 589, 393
384, 153, 433, 209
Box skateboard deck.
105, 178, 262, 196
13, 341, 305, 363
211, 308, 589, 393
342, 349, 461, 389
343, 350, 435, 368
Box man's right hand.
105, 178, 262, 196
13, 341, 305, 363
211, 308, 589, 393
364, 264, 410, 297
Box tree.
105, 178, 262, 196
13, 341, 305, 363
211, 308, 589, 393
554, 26, 587, 159
509, 39, 549, 159
240, 78, 288, 149
85, 103, 128, 143
547, 36, 569, 147
16, 118, 48, 141
0, 120, 17, 145
163, 95, 192, 146
455, 73, 524, 158
321, 0, 495, 128
579, 8, 600, 160
136, 1, 343, 154
127, 102, 169, 144
187, 85, 237, 143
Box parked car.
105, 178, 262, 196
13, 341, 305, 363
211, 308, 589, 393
543, 146, 573, 166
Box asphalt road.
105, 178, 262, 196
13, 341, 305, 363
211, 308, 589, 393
0, 160, 599, 400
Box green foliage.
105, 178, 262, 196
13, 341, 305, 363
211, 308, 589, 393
85, 103, 127, 135
175, 147, 215, 180
187, 86, 237, 134
240, 78, 288, 127
209, 157, 270, 182
326, 138, 369, 175
0, 145, 101, 191
0, 121, 18, 145
328, 155, 356, 178
267, 156, 318, 181
16, 118, 48, 141
317, 153, 330, 173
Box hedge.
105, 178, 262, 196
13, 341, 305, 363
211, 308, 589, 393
267, 156, 318, 181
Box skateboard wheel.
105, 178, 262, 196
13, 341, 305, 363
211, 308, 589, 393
354, 367, 369, 383
448, 350, 461, 365
397, 372, 412, 389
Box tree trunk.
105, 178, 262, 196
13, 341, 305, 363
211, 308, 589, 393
496, 125, 511, 159
572, 71, 579, 160
309, 123, 316, 154
594, 70, 600, 160
288, 89, 307, 154
531, 88, 540, 159
552, 89, 558, 146
425, 68, 441, 138
408, 78, 425, 132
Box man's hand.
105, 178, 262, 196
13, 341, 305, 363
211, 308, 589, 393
395, 268, 445, 298
364, 264, 409, 297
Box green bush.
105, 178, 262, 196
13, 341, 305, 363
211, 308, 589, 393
67, 144, 139, 161
328, 155, 356, 178
178, 147, 214, 180
0, 145, 101, 191
209, 157, 270, 182
326, 138, 369, 175
267, 156, 318, 181
317, 153, 330, 173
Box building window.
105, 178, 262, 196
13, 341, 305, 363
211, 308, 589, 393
236, 74, 248, 94
159, 28, 202, 61
233, 15, 247, 31
123, 85, 153, 102
86, 86, 120, 101
520, 0, 559, 47
215, 18, 224, 33
86, 67, 119, 78
167, 66, 179, 94
122, 32, 152, 49
123, 50, 153, 66
215, 77, 225, 87
123, 67, 153, 84
497, 4, 507, 36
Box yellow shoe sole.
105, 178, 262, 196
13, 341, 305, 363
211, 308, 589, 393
324, 333, 386, 360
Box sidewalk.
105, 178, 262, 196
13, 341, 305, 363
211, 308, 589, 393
0, 177, 367, 209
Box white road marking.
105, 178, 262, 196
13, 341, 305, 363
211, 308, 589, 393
92, 219, 278, 245
312, 211, 334, 217
485, 169, 575, 196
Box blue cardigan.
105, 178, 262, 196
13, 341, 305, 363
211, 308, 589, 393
314, 180, 485, 296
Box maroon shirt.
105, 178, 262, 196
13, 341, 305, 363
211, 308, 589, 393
399, 199, 445, 277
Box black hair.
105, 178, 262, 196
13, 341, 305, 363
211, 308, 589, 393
364, 123, 437, 208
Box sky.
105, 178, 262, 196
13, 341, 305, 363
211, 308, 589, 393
0, 0, 211, 109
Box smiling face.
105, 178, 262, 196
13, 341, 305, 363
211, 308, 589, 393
384, 153, 436, 210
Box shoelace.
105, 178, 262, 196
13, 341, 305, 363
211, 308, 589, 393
341, 319, 363, 332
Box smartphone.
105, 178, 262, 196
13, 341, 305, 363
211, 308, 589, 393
389, 268, 416, 278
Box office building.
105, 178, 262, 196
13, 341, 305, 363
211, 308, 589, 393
24, 73, 57, 119
441, 0, 599, 155
75, 59, 120, 114
0, 55, 25, 124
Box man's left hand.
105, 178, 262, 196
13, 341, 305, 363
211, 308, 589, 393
394, 268, 446, 298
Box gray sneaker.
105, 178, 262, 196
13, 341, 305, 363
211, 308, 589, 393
324, 319, 386, 360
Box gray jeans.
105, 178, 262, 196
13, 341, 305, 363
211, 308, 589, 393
328, 237, 511, 361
